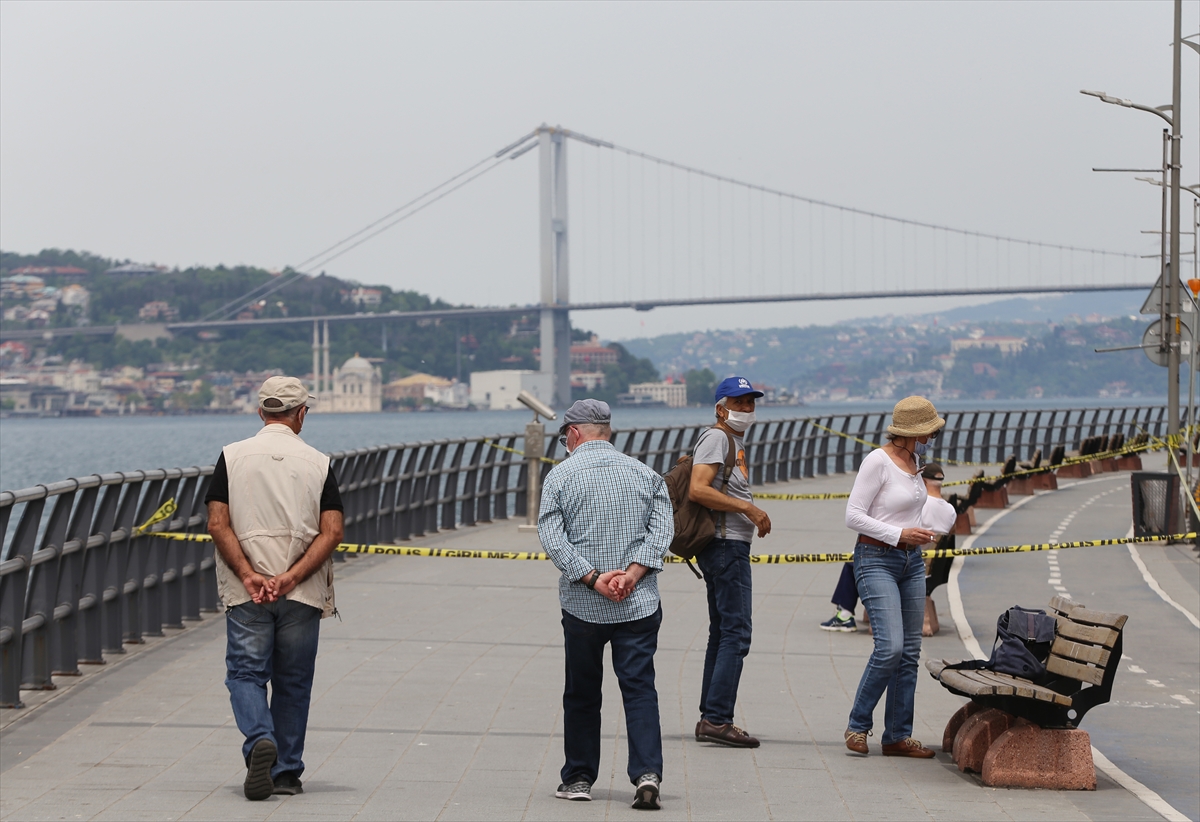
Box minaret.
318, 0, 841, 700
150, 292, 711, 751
312, 321, 321, 396
322, 320, 331, 412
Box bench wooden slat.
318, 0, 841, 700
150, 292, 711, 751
927, 659, 948, 678
1051, 637, 1111, 667
1046, 654, 1106, 686
1055, 619, 1121, 649
966, 668, 1038, 699
1061, 605, 1128, 630
939, 668, 1015, 697
1048, 595, 1076, 617
972, 670, 1073, 705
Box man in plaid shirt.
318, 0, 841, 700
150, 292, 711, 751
538, 399, 674, 811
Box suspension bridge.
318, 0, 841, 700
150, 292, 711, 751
3, 124, 1151, 406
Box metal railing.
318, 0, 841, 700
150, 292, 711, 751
0, 405, 1167, 708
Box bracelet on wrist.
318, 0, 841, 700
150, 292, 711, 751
585, 570, 599, 589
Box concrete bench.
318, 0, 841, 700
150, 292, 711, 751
925, 596, 1127, 789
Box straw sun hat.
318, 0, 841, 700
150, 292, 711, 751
887, 396, 946, 438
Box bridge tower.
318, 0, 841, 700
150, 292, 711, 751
538, 124, 571, 408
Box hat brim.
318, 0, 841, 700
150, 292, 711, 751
887, 417, 945, 438
719, 388, 765, 400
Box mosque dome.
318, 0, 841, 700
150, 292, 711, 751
341, 353, 374, 373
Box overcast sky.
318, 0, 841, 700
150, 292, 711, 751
2, 1, 1196, 339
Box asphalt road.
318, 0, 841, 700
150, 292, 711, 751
955, 470, 1200, 822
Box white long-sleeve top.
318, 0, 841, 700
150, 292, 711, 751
844, 448, 927, 546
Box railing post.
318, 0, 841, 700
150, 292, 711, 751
519, 421, 545, 532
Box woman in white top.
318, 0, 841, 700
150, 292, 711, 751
842, 396, 944, 759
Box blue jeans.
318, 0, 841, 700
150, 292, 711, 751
847, 542, 926, 744
696, 538, 753, 726
561, 606, 663, 785
226, 599, 322, 779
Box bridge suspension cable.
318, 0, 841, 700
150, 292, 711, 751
200, 130, 540, 322
562, 128, 1146, 308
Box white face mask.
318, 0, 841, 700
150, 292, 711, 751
723, 409, 756, 433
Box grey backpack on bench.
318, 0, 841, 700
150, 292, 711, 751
946, 605, 1057, 682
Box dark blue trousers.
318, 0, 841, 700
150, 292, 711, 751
561, 606, 663, 785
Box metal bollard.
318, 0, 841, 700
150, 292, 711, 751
519, 420, 545, 533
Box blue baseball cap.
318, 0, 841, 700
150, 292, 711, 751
715, 376, 764, 402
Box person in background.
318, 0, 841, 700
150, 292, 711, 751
842, 396, 943, 759
919, 462, 957, 636
206, 376, 344, 800
819, 563, 860, 632
919, 463, 956, 536
538, 399, 674, 811
688, 376, 771, 749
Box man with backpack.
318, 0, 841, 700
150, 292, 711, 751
688, 377, 771, 748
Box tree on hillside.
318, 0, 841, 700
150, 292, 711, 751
684, 368, 717, 406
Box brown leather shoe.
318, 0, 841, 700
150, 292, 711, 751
881, 738, 936, 758
697, 718, 760, 748
844, 729, 870, 755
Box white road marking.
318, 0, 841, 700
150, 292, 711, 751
1147, 680, 1167, 688
946, 475, 1191, 822
1129, 665, 1148, 674
1124, 526, 1200, 630
1091, 748, 1192, 822
1170, 694, 1195, 705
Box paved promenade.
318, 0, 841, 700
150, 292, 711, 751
1, 458, 1197, 821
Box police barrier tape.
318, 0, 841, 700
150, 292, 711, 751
482, 439, 560, 465
147, 530, 1195, 564
805, 421, 1001, 467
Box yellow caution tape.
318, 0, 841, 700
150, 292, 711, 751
482, 439, 561, 465
753, 492, 850, 501
806, 421, 1001, 467
135, 497, 177, 534
148, 531, 1195, 563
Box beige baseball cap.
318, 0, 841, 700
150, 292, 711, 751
258, 376, 315, 413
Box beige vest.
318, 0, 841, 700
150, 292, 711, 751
213, 424, 336, 617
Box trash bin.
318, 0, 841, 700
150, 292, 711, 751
1131, 472, 1183, 538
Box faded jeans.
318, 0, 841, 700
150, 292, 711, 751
846, 542, 925, 744
225, 599, 322, 779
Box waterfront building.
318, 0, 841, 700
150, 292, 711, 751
469, 370, 553, 411
625, 381, 687, 408
384, 373, 468, 409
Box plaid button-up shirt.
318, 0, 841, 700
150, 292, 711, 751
538, 440, 674, 623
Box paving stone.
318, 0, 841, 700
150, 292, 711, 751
0, 472, 1184, 821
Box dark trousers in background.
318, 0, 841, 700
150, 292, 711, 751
832, 561, 859, 612
561, 606, 664, 786
225, 599, 321, 780
696, 538, 753, 726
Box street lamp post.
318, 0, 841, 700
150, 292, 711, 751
1081, 0, 1186, 438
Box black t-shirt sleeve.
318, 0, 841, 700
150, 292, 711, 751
320, 467, 344, 512
204, 453, 229, 505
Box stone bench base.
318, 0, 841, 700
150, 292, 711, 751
1056, 462, 1093, 479
1007, 477, 1035, 495
976, 487, 1009, 509
943, 703, 1096, 791
1116, 455, 1143, 471
1032, 472, 1058, 491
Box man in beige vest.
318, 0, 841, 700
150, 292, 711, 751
205, 376, 344, 800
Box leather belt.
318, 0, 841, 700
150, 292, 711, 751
857, 534, 916, 551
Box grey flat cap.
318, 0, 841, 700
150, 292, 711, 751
560, 399, 611, 431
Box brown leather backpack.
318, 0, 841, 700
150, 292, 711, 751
663, 427, 736, 579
